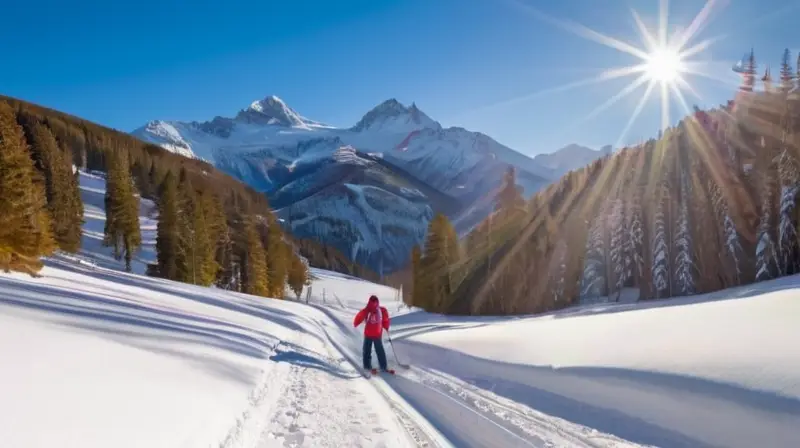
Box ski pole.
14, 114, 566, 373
386, 330, 410, 369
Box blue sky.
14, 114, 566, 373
2, 0, 797, 155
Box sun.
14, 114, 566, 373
644, 46, 685, 83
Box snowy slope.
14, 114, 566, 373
9, 169, 795, 447
132, 96, 555, 273
0, 170, 442, 448
381, 279, 800, 448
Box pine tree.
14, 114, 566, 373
103, 148, 141, 272
265, 214, 288, 297
175, 172, 197, 283
155, 171, 180, 280
652, 181, 671, 298
754, 138, 780, 282
626, 191, 645, 289
419, 213, 460, 312
548, 239, 568, 303
242, 216, 269, 296
608, 198, 626, 300
709, 180, 743, 285
410, 244, 423, 307
580, 201, 607, 299
26, 122, 83, 252
197, 192, 226, 286
739, 49, 757, 93
0, 102, 56, 274
780, 49, 795, 93
495, 166, 525, 216
673, 173, 695, 295
776, 140, 799, 276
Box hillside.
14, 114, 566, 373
132, 96, 561, 274
434, 74, 800, 315
0, 95, 375, 282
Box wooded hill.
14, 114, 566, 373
405, 49, 800, 316
0, 95, 379, 295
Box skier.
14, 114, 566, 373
353, 295, 394, 375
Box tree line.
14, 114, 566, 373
402, 48, 800, 315
0, 96, 341, 299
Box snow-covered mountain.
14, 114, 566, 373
133, 96, 557, 274
533, 143, 613, 177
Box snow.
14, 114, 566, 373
386, 278, 800, 448
4, 169, 797, 447
0, 171, 433, 448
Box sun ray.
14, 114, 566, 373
660, 83, 670, 131
659, 0, 669, 47
452, 64, 647, 119
615, 81, 657, 148
681, 63, 743, 89
679, 36, 724, 60
675, 76, 703, 101
672, 0, 722, 50
502, 0, 650, 60
632, 10, 658, 51
571, 74, 650, 129
491, 0, 726, 147
670, 83, 693, 117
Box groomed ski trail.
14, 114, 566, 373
309, 303, 643, 448
257, 333, 413, 447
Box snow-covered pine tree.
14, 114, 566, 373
549, 239, 568, 304
608, 198, 626, 301
754, 137, 780, 282
776, 132, 800, 275
780, 49, 795, 93
626, 191, 645, 287
709, 179, 743, 285
580, 201, 608, 299
673, 172, 695, 295
652, 181, 671, 298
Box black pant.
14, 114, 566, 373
363, 337, 387, 370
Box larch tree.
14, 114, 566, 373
0, 102, 56, 274
242, 215, 269, 297
155, 171, 180, 280
103, 148, 141, 272
410, 244, 423, 307
265, 213, 288, 298
26, 121, 83, 252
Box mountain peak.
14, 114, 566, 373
351, 98, 441, 133
236, 95, 308, 128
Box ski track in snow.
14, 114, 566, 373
309, 298, 641, 448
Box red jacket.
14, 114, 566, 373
354, 300, 390, 339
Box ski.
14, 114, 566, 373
363, 368, 396, 377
